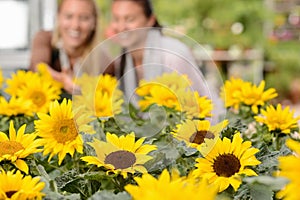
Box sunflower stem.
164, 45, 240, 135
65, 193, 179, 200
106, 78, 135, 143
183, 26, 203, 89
73, 152, 80, 170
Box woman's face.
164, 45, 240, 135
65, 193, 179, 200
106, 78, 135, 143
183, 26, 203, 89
58, 0, 96, 50
110, 0, 155, 48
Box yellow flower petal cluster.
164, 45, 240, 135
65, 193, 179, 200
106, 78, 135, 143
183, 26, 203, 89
277, 139, 300, 200
0, 170, 45, 200
0, 121, 42, 174
81, 132, 157, 178
136, 72, 212, 117
240, 80, 278, 113
16, 77, 61, 113
74, 74, 123, 118
5, 68, 62, 113
0, 96, 33, 116
220, 77, 246, 110
255, 104, 300, 134
125, 169, 218, 200
193, 132, 261, 192
35, 98, 95, 165
180, 90, 213, 119
172, 119, 228, 148
136, 72, 193, 111
220, 77, 277, 113
137, 83, 181, 111
5, 70, 37, 96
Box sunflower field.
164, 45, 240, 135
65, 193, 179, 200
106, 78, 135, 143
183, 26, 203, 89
0, 63, 299, 200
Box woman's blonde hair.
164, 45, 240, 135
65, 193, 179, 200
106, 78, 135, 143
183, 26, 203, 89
51, 0, 100, 58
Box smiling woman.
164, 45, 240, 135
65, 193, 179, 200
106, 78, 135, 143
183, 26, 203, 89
29, 0, 112, 94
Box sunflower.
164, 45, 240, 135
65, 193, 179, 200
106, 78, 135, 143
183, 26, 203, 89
137, 84, 181, 111
0, 170, 45, 200
76, 73, 120, 97
75, 90, 123, 118
0, 96, 33, 116
4, 70, 38, 96
96, 74, 120, 96
220, 77, 247, 110
276, 139, 300, 200
193, 132, 261, 192
74, 74, 124, 118
93, 90, 123, 117
16, 75, 61, 113
125, 169, 218, 200
74, 83, 124, 117
0, 121, 42, 174
135, 80, 154, 97
34, 98, 95, 165
180, 90, 213, 119
220, 78, 278, 114
240, 80, 277, 114
254, 104, 300, 134
172, 119, 228, 149
136, 72, 192, 111
81, 132, 157, 178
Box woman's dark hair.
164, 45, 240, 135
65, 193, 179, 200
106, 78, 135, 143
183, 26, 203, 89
113, 0, 161, 28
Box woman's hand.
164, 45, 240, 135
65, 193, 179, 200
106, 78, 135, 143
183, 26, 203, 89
44, 64, 80, 95
60, 69, 81, 94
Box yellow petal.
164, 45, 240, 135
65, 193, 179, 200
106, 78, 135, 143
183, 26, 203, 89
14, 159, 29, 174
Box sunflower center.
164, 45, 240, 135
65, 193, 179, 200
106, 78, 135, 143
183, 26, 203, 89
0, 141, 24, 156
104, 150, 136, 169
53, 119, 78, 144
30, 91, 46, 107
213, 153, 241, 177
189, 130, 215, 144
6, 191, 17, 198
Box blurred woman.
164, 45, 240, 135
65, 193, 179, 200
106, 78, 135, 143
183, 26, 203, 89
108, 0, 224, 122
29, 0, 112, 94
108, 0, 208, 99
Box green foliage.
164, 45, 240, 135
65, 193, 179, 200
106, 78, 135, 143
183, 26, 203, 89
265, 41, 300, 100
0, 114, 36, 133
234, 176, 289, 200
154, 0, 269, 49
89, 191, 130, 200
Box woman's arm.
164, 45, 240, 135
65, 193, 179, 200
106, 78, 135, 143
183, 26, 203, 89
29, 30, 53, 71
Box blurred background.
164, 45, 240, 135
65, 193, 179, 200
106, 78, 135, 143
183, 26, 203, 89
0, 0, 300, 103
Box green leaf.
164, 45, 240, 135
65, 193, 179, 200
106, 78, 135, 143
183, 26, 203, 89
88, 191, 130, 200
249, 184, 273, 200
255, 143, 291, 175
244, 176, 289, 191
55, 169, 80, 190
144, 151, 168, 173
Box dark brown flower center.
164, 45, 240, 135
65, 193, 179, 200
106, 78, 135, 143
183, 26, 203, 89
104, 150, 136, 169
6, 191, 17, 198
189, 130, 215, 144
213, 153, 241, 177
